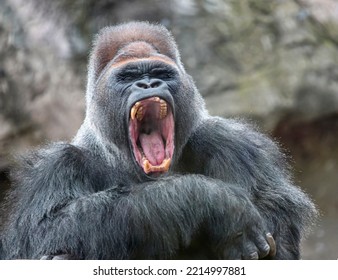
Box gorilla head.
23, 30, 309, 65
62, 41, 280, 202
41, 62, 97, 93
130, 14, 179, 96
82, 22, 206, 177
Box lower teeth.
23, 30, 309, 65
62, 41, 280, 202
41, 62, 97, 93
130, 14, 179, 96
142, 158, 171, 174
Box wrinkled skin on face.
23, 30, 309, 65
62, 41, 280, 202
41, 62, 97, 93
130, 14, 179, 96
86, 32, 205, 178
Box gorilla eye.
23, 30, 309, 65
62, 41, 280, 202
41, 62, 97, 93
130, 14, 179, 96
150, 68, 177, 80
116, 68, 141, 82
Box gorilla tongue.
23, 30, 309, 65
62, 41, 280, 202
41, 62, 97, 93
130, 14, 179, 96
130, 96, 174, 174
139, 131, 165, 166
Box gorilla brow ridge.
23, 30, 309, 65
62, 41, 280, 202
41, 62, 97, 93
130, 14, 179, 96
91, 22, 180, 80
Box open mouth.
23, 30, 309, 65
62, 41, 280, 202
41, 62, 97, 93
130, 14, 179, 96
129, 96, 175, 174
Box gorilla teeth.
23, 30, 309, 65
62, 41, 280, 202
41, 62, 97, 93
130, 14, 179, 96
159, 99, 167, 119
131, 102, 142, 120
131, 97, 168, 121
143, 158, 171, 174
143, 158, 151, 173
162, 158, 171, 171
136, 106, 144, 121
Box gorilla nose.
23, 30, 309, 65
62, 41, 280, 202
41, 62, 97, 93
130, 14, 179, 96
134, 79, 165, 90
129, 78, 173, 110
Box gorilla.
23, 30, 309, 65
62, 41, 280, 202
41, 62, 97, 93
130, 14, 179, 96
0, 22, 317, 260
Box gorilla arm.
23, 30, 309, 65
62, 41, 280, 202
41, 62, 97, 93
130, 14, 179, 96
1, 144, 274, 260
179, 117, 317, 259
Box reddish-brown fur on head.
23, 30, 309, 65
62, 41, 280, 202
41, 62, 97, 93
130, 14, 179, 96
89, 22, 182, 82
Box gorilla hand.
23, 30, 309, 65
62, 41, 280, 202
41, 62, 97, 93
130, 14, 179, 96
205, 189, 276, 260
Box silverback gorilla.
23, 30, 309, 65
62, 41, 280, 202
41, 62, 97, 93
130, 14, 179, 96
0, 22, 317, 260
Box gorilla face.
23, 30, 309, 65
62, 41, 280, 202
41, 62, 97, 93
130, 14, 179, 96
96, 44, 182, 175
86, 26, 204, 177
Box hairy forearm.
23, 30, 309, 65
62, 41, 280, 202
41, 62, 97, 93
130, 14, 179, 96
16, 175, 255, 259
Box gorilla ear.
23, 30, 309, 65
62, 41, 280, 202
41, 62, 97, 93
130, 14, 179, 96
88, 22, 183, 82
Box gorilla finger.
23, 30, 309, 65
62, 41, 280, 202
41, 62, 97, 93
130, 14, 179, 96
254, 235, 271, 258
242, 251, 259, 260
241, 243, 259, 260
41, 254, 75, 260
266, 233, 276, 257
40, 255, 53, 260
52, 254, 70, 260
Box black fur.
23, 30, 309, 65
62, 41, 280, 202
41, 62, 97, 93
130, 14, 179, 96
0, 22, 317, 259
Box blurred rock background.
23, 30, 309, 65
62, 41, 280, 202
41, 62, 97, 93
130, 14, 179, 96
0, 0, 337, 259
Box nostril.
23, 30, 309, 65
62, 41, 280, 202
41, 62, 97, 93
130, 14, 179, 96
135, 81, 149, 89
133, 79, 165, 90
150, 79, 164, 88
